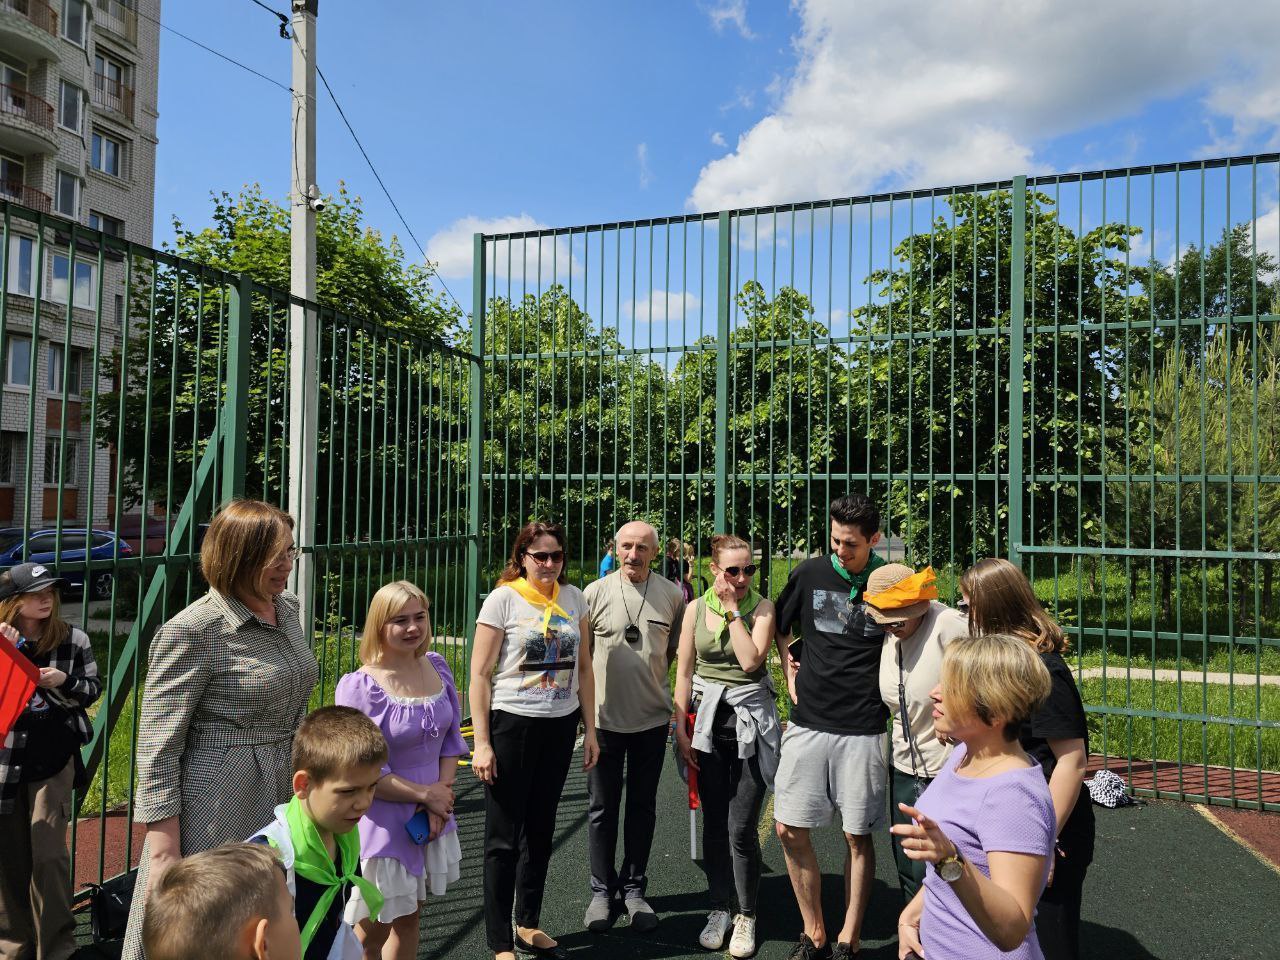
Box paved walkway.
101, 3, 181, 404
1077, 666, 1280, 686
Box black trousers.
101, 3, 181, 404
482, 708, 580, 952
889, 766, 931, 903
696, 725, 767, 914
1034, 849, 1090, 960
586, 723, 669, 900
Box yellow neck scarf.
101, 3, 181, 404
509, 577, 572, 635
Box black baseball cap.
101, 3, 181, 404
0, 563, 67, 600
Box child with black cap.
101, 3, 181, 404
0, 562, 102, 959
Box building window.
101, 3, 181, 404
88, 211, 124, 237
54, 170, 78, 218
48, 342, 83, 396
5, 336, 31, 387
44, 437, 79, 486
58, 80, 82, 132
91, 131, 124, 177
0, 152, 23, 203
62, 0, 87, 47
51, 253, 96, 309
6, 235, 34, 297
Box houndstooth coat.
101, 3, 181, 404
121, 589, 318, 960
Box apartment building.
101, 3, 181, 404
0, 0, 159, 530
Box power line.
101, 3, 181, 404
135, 5, 290, 92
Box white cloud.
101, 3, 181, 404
705, 1, 755, 40
710, 131, 727, 148
637, 142, 653, 189
624, 290, 702, 322
426, 214, 549, 279
1255, 204, 1279, 278
688, 0, 1279, 213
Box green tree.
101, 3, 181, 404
99, 183, 461, 513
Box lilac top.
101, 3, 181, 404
335, 652, 468, 876
915, 743, 1056, 960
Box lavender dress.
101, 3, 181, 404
336, 652, 468, 921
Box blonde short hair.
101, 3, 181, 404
200, 499, 295, 602
292, 705, 388, 784
941, 633, 1052, 740
143, 843, 287, 960
359, 580, 431, 664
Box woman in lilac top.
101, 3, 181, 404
891, 633, 1056, 960
336, 581, 468, 960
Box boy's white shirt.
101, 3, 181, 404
250, 803, 364, 960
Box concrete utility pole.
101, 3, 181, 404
289, 1, 319, 628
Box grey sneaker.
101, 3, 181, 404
584, 893, 616, 932
624, 896, 659, 932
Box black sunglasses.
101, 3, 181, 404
526, 550, 565, 564
722, 564, 757, 578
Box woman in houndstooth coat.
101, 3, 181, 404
121, 500, 318, 960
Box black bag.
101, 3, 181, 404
87, 869, 137, 943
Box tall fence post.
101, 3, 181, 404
1007, 175, 1027, 566
222, 273, 254, 503
467, 234, 485, 637
714, 211, 732, 534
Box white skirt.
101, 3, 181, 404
343, 831, 463, 923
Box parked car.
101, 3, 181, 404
0, 527, 133, 600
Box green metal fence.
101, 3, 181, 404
0, 199, 477, 894
476, 154, 1280, 812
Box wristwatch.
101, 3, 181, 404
938, 845, 965, 883
724, 609, 741, 625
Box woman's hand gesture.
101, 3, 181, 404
675, 725, 700, 772
582, 728, 600, 771
711, 572, 738, 613
421, 781, 454, 817
889, 803, 959, 864
472, 742, 497, 785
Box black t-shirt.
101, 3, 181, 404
1020, 650, 1095, 863
775, 556, 888, 735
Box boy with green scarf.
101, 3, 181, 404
251, 706, 388, 960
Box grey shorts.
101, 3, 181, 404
773, 723, 888, 835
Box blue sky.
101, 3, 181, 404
157, 1, 1280, 317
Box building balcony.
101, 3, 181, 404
91, 73, 134, 122
0, 179, 52, 213
0, 83, 56, 155
0, 0, 60, 61
93, 0, 136, 45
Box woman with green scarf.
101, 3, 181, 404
673, 534, 780, 958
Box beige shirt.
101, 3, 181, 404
877, 601, 969, 777
583, 570, 685, 733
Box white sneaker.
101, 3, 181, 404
729, 914, 757, 958
699, 910, 732, 950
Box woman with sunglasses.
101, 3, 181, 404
863, 564, 969, 904
673, 534, 780, 958
470, 522, 600, 960
959, 558, 1093, 960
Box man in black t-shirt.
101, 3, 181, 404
772, 494, 888, 960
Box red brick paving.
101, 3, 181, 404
68, 811, 146, 893
1088, 754, 1280, 807
1204, 805, 1280, 871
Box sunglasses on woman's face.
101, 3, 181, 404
722, 564, 757, 578
526, 550, 565, 565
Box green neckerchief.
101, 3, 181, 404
829, 551, 886, 600
704, 586, 761, 644
283, 796, 383, 954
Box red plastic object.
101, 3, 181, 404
0, 632, 38, 741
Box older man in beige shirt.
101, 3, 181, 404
581, 520, 685, 934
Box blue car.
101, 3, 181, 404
0, 527, 133, 600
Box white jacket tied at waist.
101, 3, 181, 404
690, 672, 782, 788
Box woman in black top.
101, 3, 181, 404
960, 558, 1094, 960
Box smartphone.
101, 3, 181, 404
405, 810, 431, 845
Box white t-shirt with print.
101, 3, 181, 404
477, 581, 588, 719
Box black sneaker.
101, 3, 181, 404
830, 943, 861, 960
786, 935, 832, 960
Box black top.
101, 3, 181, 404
775, 556, 888, 736
1020, 650, 1096, 863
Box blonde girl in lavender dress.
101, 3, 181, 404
336, 581, 467, 960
